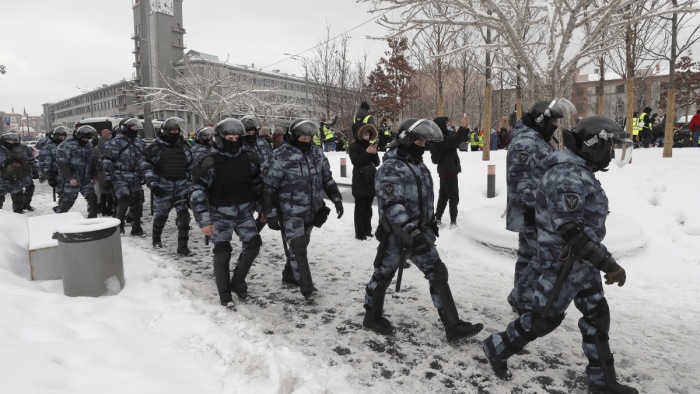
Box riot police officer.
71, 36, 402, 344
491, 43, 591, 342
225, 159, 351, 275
102, 118, 146, 235
54, 126, 98, 217
262, 118, 343, 301
39, 126, 70, 210
190, 118, 263, 309
191, 126, 217, 163
363, 118, 483, 341
506, 98, 576, 315
241, 115, 272, 231
482, 116, 637, 394
141, 117, 196, 256
0, 132, 39, 213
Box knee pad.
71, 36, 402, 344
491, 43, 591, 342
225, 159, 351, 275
213, 242, 232, 254
153, 216, 168, 230
177, 211, 191, 229
432, 260, 448, 283
531, 312, 565, 337
245, 234, 262, 249
25, 183, 35, 193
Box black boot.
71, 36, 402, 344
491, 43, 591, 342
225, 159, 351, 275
431, 264, 483, 341
103, 194, 115, 217
11, 193, 24, 213
176, 212, 194, 256
130, 200, 144, 236
213, 242, 234, 307
86, 192, 98, 219
231, 244, 260, 300
116, 197, 130, 234
281, 262, 299, 286
590, 333, 639, 394
289, 236, 316, 299
363, 276, 395, 335
152, 216, 167, 248
23, 183, 35, 211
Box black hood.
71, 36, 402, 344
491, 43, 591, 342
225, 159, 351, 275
433, 117, 450, 135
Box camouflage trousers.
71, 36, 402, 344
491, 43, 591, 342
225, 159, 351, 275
281, 215, 314, 281
152, 180, 190, 225
57, 180, 97, 216
483, 258, 611, 386
508, 230, 539, 313
364, 230, 450, 312
0, 176, 32, 211
209, 203, 259, 245
112, 172, 142, 201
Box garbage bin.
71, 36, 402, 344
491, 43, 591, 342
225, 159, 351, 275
53, 218, 125, 297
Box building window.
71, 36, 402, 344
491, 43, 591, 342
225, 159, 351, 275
616, 85, 625, 94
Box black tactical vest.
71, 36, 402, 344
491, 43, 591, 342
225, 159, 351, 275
154, 145, 187, 180
209, 154, 256, 206
1, 148, 31, 182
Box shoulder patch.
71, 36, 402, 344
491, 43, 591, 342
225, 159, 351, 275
262, 166, 270, 176
383, 183, 395, 198
563, 193, 580, 212
518, 152, 529, 164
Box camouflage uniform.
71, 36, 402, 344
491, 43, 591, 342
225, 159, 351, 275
0, 144, 38, 212
102, 133, 146, 231
263, 140, 341, 296
21, 144, 39, 211
483, 149, 616, 387
190, 149, 262, 304
242, 137, 272, 231
141, 137, 195, 253
506, 119, 554, 314
191, 141, 218, 164
55, 138, 98, 217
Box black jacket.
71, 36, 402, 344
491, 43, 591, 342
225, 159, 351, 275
349, 124, 380, 196
430, 117, 469, 175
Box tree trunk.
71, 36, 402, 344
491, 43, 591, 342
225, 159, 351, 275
482, 85, 492, 161
663, 4, 679, 158
598, 56, 605, 116
663, 90, 675, 157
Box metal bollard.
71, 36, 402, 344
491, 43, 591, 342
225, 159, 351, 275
340, 157, 347, 177
487, 165, 496, 198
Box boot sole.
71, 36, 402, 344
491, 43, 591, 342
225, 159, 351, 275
447, 323, 484, 342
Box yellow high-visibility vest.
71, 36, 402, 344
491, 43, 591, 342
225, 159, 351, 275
356, 115, 372, 124
632, 117, 641, 136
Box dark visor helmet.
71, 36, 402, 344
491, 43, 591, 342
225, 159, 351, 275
286, 118, 319, 140
195, 127, 215, 144
390, 118, 444, 148
563, 116, 633, 170
213, 119, 246, 150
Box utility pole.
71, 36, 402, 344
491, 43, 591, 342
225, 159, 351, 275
285, 53, 310, 116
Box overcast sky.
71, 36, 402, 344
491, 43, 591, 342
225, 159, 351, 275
0, 0, 391, 116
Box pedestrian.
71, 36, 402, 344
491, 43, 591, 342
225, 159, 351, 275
652, 120, 665, 147
689, 109, 700, 147
490, 128, 499, 151
363, 118, 483, 341
262, 118, 344, 301
191, 126, 217, 163
259, 127, 273, 149
482, 116, 638, 394
505, 98, 577, 315
639, 107, 654, 148
320, 116, 338, 152
429, 115, 470, 228
349, 122, 380, 240
102, 118, 146, 235
141, 117, 196, 256
190, 118, 263, 309
272, 127, 284, 150
54, 126, 99, 217
354, 101, 375, 127
241, 115, 272, 232
39, 126, 70, 210
0, 131, 40, 213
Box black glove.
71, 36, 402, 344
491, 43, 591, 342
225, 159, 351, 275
334, 201, 344, 219
523, 206, 536, 229
267, 216, 281, 231
428, 218, 439, 237
411, 231, 430, 254
603, 260, 627, 287
151, 184, 165, 198
102, 179, 112, 191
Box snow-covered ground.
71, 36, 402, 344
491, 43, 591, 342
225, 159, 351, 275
1, 147, 699, 393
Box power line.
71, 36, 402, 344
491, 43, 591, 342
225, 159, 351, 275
260, 8, 391, 71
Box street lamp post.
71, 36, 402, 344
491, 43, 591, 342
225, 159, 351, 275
77, 87, 94, 118
284, 53, 309, 116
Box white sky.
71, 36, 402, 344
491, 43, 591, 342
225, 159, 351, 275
1, 148, 699, 393
0, 0, 391, 116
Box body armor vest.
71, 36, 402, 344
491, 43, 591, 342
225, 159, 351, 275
209, 154, 255, 206
154, 144, 187, 180
1, 148, 31, 181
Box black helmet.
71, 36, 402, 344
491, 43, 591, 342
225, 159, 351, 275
391, 118, 444, 148
286, 118, 319, 140
195, 127, 215, 145
159, 117, 186, 138
240, 115, 261, 133
563, 116, 633, 171
1, 132, 21, 149
526, 98, 576, 141
51, 126, 71, 143
119, 118, 142, 134
74, 125, 97, 140
213, 118, 246, 151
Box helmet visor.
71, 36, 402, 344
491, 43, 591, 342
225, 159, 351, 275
291, 119, 319, 138
611, 138, 634, 168
408, 119, 444, 143
547, 98, 577, 119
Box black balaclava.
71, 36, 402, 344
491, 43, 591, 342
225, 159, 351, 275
406, 143, 425, 161
124, 129, 138, 138
77, 138, 89, 147
222, 139, 242, 153
163, 132, 181, 144
2, 140, 18, 150
243, 134, 257, 145
293, 139, 312, 153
